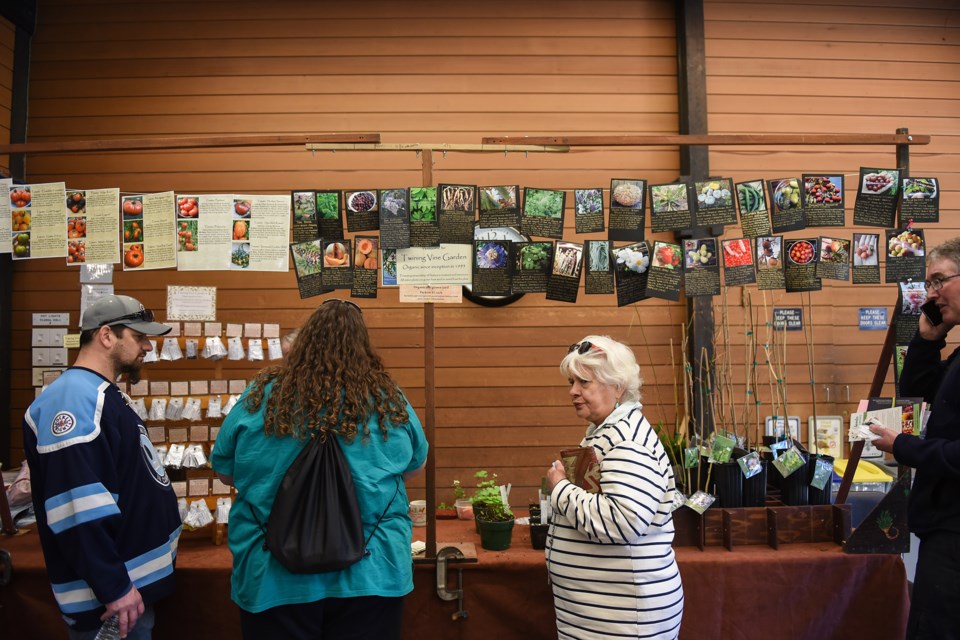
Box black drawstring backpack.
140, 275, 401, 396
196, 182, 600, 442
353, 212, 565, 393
251, 430, 399, 574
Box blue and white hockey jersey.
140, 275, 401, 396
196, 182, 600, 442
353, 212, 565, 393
23, 367, 181, 631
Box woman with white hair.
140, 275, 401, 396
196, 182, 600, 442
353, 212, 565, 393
544, 335, 684, 639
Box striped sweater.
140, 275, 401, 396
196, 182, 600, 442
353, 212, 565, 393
546, 402, 684, 639
23, 367, 182, 632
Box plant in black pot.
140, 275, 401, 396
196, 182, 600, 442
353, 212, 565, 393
471, 471, 515, 550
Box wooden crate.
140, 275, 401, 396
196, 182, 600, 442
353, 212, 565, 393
672, 503, 851, 550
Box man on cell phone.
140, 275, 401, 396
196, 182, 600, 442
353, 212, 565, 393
870, 237, 960, 640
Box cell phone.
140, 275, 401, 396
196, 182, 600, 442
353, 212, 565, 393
921, 300, 943, 326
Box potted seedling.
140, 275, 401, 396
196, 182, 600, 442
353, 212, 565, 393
435, 501, 457, 519
471, 470, 514, 549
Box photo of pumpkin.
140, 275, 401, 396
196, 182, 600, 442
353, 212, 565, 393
354, 237, 378, 270
324, 241, 350, 268
124, 243, 145, 269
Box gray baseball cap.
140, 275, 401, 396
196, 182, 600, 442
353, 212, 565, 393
81, 294, 172, 335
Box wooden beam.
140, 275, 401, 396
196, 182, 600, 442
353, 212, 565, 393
481, 134, 930, 146
0, 133, 382, 155
306, 143, 568, 153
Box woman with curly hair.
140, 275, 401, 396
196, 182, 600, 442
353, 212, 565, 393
212, 299, 428, 640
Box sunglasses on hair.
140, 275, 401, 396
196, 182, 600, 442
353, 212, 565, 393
568, 341, 600, 355
322, 298, 363, 313
102, 309, 155, 326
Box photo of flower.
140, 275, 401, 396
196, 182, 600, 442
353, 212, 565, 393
616, 244, 649, 274
476, 242, 508, 269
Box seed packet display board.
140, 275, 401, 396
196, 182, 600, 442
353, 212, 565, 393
68, 188, 121, 266
10, 182, 67, 261
121, 191, 176, 271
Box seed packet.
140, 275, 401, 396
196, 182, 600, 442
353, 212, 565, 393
227, 336, 246, 360
708, 433, 736, 464
149, 398, 167, 421
737, 451, 763, 479
773, 445, 806, 478
267, 337, 283, 360
207, 395, 222, 419
184, 338, 199, 359
166, 397, 184, 421
143, 340, 159, 363
128, 397, 148, 421
684, 490, 715, 514
683, 446, 700, 469
215, 498, 232, 524
160, 338, 183, 361
166, 443, 185, 469
203, 335, 227, 360
247, 338, 264, 361
810, 457, 834, 491
670, 490, 686, 513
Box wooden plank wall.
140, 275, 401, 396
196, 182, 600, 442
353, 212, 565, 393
0, 17, 12, 171
702, 0, 960, 449
5, 0, 959, 506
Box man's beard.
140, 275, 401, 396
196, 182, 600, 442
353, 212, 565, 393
114, 356, 142, 384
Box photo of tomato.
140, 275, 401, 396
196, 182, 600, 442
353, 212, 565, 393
124, 243, 145, 268
66, 191, 86, 214
10, 187, 31, 209
67, 240, 86, 264
788, 240, 816, 265
122, 197, 144, 218
178, 196, 199, 218
123, 220, 143, 243
11, 209, 31, 232
67, 217, 87, 239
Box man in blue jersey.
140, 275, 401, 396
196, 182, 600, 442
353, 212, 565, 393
23, 294, 181, 639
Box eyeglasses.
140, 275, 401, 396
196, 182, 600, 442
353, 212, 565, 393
322, 298, 363, 313
568, 341, 600, 355
923, 273, 960, 292
101, 308, 155, 326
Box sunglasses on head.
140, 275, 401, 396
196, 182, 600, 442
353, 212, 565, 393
568, 341, 600, 355
102, 308, 155, 326
322, 298, 363, 314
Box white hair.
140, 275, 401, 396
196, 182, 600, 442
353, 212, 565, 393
559, 335, 642, 403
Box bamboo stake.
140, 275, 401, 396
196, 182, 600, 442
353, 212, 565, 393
804, 291, 819, 454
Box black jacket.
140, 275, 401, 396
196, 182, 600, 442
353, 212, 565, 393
895, 332, 960, 538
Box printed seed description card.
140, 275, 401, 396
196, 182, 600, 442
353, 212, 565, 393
802, 174, 845, 227
379, 188, 411, 250
692, 178, 737, 228
756, 236, 786, 291
545, 241, 583, 303
70, 188, 120, 266
885, 228, 926, 284
352, 236, 379, 299
11, 182, 67, 261
784, 238, 821, 293
583, 240, 614, 295
344, 189, 380, 233
649, 182, 692, 233
122, 191, 176, 271
438, 184, 476, 245
291, 190, 320, 242
409, 187, 440, 248
574, 188, 605, 234
478, 185, 520, 229
175, 194, 231, 272
853, 167, 900, 228
720, 238, 756, 287
521, 187, 565, 240
511, 241, 553, 294
645, 241, 682, 302
735, 179, 771, 238
900, 178, 939, 224
290, 239, 329, 299
321, 239, 353, 290
815, 236, 851, 281
472, 239, 512, 297
608, 179, 646, 241
768, 177, 806, 233
683, 238, 721, 298
852, 233, 880, 285
614, 241, 650, 306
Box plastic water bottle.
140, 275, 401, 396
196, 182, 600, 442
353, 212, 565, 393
93, 615, 121, 640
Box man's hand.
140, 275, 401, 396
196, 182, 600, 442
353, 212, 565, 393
868, 424, 899, 454
102, 584, 144, 638
918, 308, 953, 342
546, 460, 566, 492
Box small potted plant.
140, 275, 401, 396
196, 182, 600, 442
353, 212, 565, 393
453, 479, 473, 520
435, 501, 457, 519
472, 470, 515, 550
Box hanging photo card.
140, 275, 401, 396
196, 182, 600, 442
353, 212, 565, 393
649, 182, 692, 233
756, 236, 786, 291
584, 240, 614, 295
512, 241, 553, 294
900, 177, 939, 224
69, 188, 120, 266
438, 184, 476, 245
175, 194, 231, 271
853, 167, 900, 228
381, 248, 398, 287
692, 178, 737, 228
521, 187, 565, 239
409, 186, 440, 247
683, 238, 721, 298
546, 241, 583, 303
735, 179, 771, 238
379, 188, 411, 249
0, 177, 11, 252
315, 191, 343, 241
802, 174, 845, 227
784, 238, 821, 292
720, 238, 756, 287
121, 191, 176, 271
320, 239, 353, 290
852, 233, 881, 284
573, 188, 605, 233
478, 185, 520, 229
291, 190, 319, 242
234, 194, 291, 272
472, 239, 512, 297
896, 282, 925, 345
768, 177, 807, 233
352, 236, 379, 299
816, 236, 851, 281
396, 244, 472, 285
646, 241, 683, 302
608, 178, 646, 241
613, 241, 650, 306
290, 240, 329, 299
11, 182, 66, 261
885, 227, 926, 283
344, 189, 379, 232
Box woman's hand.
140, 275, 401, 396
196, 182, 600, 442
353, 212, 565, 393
546, 459, 566, 492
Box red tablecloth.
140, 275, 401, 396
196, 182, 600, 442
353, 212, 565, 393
0, 519, 909, 639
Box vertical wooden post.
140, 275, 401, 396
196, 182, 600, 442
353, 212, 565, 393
421, 149, 438, 558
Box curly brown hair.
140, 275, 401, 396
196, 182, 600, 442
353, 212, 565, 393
243, 299, 409, 442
